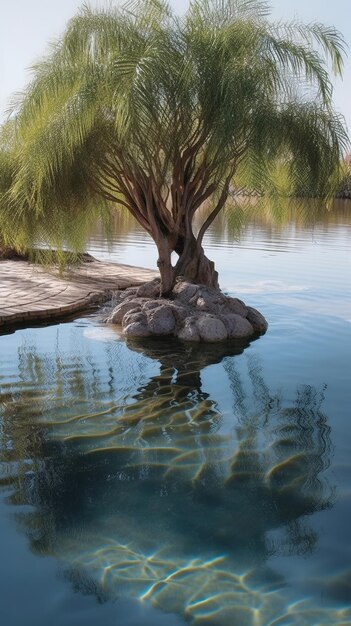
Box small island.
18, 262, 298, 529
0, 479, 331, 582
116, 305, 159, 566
0, 0, 347, 343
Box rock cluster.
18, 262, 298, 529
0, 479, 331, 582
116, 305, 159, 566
106, 278, 268, 342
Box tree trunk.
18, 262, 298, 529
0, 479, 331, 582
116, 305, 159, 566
174, 238, 219, 290
155, 236, 174, 296
155, 234, 218, 295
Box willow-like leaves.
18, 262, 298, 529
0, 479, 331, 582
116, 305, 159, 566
0, 0, 348, 291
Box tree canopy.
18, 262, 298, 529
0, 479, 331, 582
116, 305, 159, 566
0, 0, 348, 292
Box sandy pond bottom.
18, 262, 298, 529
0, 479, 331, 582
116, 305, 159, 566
1, 203, 351, 626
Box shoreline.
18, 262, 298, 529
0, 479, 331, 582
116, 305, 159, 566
0, 258, 157, 332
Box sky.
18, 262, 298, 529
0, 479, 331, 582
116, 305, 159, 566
0, 0, 350, 129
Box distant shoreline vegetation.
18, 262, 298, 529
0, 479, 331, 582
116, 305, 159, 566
335, 158, 351, 198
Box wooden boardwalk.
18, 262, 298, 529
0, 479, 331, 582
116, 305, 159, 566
0, 259, 158, 330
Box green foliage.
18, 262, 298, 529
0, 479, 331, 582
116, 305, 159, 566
335, 159, 351, 198
0, 0, 348, 257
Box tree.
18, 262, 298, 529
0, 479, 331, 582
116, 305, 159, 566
0, 0, 348, 294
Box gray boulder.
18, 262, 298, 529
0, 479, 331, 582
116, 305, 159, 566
196, 288, 226, 311
246, 306, 268, 333
172, 281, 199, 303
108, 299, 141, 324
197, 315, 228, 342
146, 305, 176, 335
219, 313, 254, 338
178, 318, 200, 342
123, 310, 147, 327
137, 278, 161, 298
142, 300, 162, 312
222, 297, 248, 317
124, 321, 151, 337
169, 303, 189, 323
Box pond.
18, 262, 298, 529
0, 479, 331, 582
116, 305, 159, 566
1, 201, 351, 626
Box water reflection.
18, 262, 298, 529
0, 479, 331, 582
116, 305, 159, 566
89, 198, 351, 256
1, 334, 349, 625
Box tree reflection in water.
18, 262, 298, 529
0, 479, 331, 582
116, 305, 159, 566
0, 335, 350, 625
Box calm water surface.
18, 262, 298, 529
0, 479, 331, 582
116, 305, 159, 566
1, 202, 351, 625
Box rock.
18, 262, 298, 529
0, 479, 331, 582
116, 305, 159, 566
172, 281, 199, 303
136, 278, 161, 298
108, 281, 267, 343
197, 315, 228, 342
246, 306, 268, 333
223, 297, 248, 317
219, 313, 254, 338
124, 321, 151, 337
177, 318, 200, 342
196, 288, 226, 311
196, 296, 211, 311
196, 295, 217, 312
123, 310, 146, 327
147, 305, 176, 335
118, 287, 138, 300
142, 300, 162, 312
169, 303, 189, 322
107, 299, 141, 324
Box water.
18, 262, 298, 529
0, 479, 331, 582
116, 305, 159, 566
1, 201, 351, 625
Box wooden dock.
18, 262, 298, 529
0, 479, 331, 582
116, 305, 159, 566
0, 259, 158, 330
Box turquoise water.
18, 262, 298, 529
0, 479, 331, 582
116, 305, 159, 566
1, 203, 351, 625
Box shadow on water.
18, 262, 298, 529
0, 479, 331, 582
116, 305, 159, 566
1, 334, 350, 625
